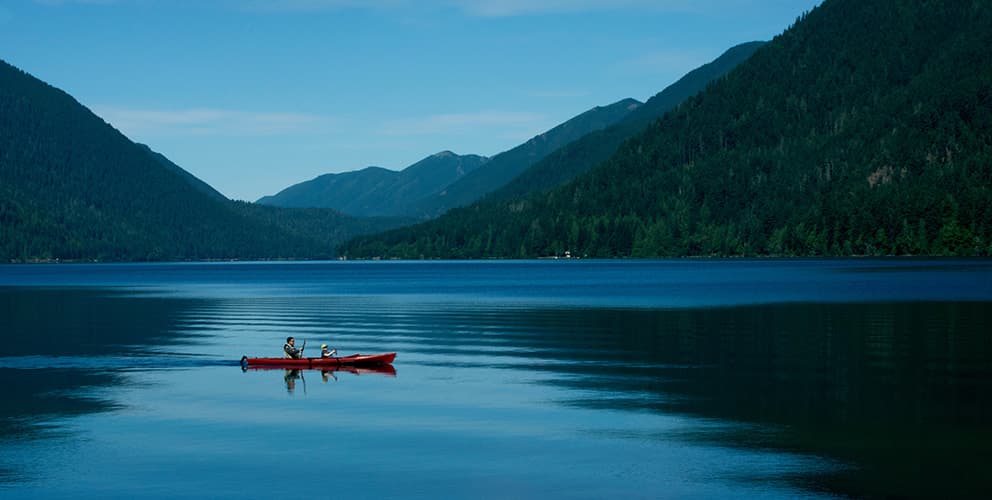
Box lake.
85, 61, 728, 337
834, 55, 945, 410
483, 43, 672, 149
1, 259, 990, 498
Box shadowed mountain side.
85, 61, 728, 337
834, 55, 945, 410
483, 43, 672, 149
256, 151, 489, 217
0, 59, 407, 261
136, 143, 229, 202
341, 0, 992, 259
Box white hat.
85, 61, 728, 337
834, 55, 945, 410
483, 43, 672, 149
320, 344, 328, 349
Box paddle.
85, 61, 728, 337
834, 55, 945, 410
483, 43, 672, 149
299, 338, 308, 394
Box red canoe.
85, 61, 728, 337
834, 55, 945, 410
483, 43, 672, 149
241, 352, 396, 368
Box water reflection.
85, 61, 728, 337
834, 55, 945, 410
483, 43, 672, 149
2, 272, 990, 498
239, 365, 397, 394
191, 291, 991, 497
0, 288, 208, 484
429, 302, 992, 499
238, 295, 985, 498
146, 289, 992, 497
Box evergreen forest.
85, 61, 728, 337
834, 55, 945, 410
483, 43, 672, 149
0, 59, 408, 261
343, 0, 992, 259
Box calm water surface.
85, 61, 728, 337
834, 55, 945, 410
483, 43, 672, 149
0, 260, 990, 498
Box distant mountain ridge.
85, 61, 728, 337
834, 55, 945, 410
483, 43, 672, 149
261, 42, 762, 220
489, 41, 765, 202
259, 98, 642, 219
256, 151, 489, 217
410, 97, 643, 218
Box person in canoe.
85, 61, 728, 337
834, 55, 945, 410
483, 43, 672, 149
283, 336, 304, 359
320, 344, 337, 358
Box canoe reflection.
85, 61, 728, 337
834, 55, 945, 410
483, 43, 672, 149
243, 364, 397, 392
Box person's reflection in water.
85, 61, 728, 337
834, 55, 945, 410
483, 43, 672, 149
284, 369, 301, 393
321, 369, 337, 383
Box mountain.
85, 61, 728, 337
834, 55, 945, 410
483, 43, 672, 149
136, 143, 228, 202
342, 0, 992, 259
410, 97, 642, 218
258, 166, 396, 209
489, 41, 765, 202
0, 59, 408, 261
256, 151, 489, 217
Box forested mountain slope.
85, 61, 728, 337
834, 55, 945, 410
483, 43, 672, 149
343, 0, 992, 258
136, 143, 228, 202
0, 59, 406, 261
490, 41, 765, 202
409, 98, 642, 218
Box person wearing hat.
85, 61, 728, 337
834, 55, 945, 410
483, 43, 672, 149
320, 344, 337, 358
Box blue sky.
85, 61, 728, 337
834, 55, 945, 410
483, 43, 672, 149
1, 0, 821, 201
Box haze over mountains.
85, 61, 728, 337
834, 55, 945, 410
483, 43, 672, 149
257, 151, 490, 217
258, 97, 644, 218
408, 97, 642, 218
259, 40, 765, 220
